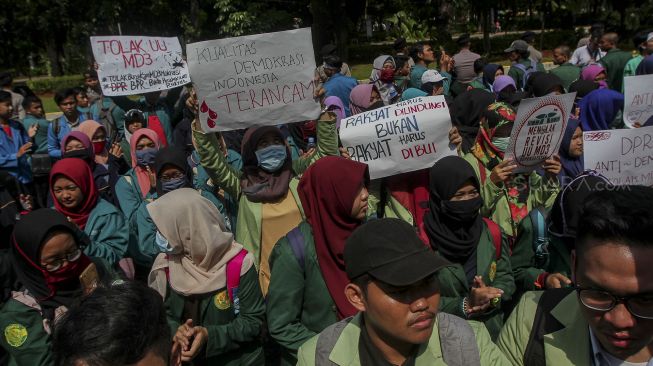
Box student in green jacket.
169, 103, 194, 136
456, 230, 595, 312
0, 209, 115, 366
498, 186, 653, 365
148, 188, 265, 365
267, 156, 369, 365
463, 102, 560, 238
549, 46, 581, 91
598, 32, 633, 92
191, 106, 339, 296
424, 156, 515, 339
297, 218, 510, 366
505, 40, 545, 90
50, 158, 128, 267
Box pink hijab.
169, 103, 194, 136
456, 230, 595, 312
349, 84, 378, 115
129, 128, 160, 198
78, 120, 108, 164
581, 64, 608, 88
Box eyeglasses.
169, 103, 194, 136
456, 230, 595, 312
576, 286, 653, 319
42, 248, 82, 272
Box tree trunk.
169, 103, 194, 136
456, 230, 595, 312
481, 8, 491, 55
45, 36, 63, 76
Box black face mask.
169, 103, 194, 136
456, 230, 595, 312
441, 196, 483, 222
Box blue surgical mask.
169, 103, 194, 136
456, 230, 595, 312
135, 148, 157, 167
155, 230, 173, 253
255, 145, 287, 172
161, 176, 188, 194
491, 137, 510, 152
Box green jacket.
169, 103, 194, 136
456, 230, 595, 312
83, 199, 129, 266
192, 118, 339, 267
367, 178, 414, 224
497, 290, 593, 365
436, 223, 515, 340
599, 48, 633, 92
549, 63, 580, 91
622, 55, 644, 92
21, 115, 49, 154
510, 214, 572, 293
163, 266, 265, 365
463, 153, 560, 237
297, 313, 510, 366
112, 89, 182, 145
507, 59, 545, 89
267, 221, 337, 366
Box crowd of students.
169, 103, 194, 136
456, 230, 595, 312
0, 25, 652, 366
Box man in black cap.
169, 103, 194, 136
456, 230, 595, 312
506, 39, 545, 90
451, 33, 481, 97
296, 218, 509, 365
314, 44, 351, 99
521, 31, 542, 63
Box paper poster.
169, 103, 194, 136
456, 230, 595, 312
623, 74, 653, 128
186, 28, 320, 132
91, 36, 190, 96
339, 96, 457, 180
505, 93, 576, 173
583, 126, 653, 186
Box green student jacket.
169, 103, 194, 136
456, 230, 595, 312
507, 59, 545, 88
549, 63, 581, 91
266, 221, 337, 366
436, 223, 516, 340
83, 199, 129, 266
164, 267, 265, 365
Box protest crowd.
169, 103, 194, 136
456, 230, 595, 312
1, 20, 653, 366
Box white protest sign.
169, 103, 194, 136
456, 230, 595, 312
505, 93, 575, 173
623, 74, 653, 128
186, 28, 320, 131
339, 96, 456, 180
90, 36, 190, 96
583, 126, 653, 186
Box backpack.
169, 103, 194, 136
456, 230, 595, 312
523, 287, 575, 366
286, 226, 306, 272
512, 61, 538, 90
225, 248, 248, 316
529, 207, 550, 268
482, 217, 503, 260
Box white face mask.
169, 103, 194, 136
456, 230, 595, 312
155, 230, 173, 253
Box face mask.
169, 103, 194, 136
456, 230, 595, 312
491, 137, 510, 152
369, 101, 385, 110
42, 253, 92, 297
160, 176, 188, 194
63, 149, 92, 163
135, 148, 157, 167
255, 145, 287, 172
92, 141, 106, 155
379, 68, 395, 83
155, 230, 173, 253
442, 196, 483, 222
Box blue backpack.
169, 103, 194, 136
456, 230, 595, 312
512, 61, 539, 90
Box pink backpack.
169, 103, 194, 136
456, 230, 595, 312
226, 249, 248, 315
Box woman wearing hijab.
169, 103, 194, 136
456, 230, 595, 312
511, 172, 611, 297
425, 156, 514, 340
1, 209, 114, 364
556, 119, 584, 186
463, 102, 561, 238
530, 73, 565, 96
349, 84, 384, 115
578, 88, 625, 131
452, 89, 496, 154
469, 64, 504, 92
580, 64, 609, 88
77, 121, 129, 207
192, 110, 339, 296
267, 157, 369, 365
568, 79, 600, 118
492, 75, 526, 107
148, 189, 264, 365
323, 96, 345, 129
369, 55, 400, 105
50, 158, 128, 266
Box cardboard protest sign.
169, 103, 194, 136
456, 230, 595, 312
505, 93, 575, 173
583, 126, 653, 186
339, 96, 456, 180
186, 28, 320, 132
90, 36, 190, 96
623, 74, 653, 128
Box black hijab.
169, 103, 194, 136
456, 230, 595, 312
569, 80, 599, 99
453, 89, 496, 153
154, 146, 193, 197
424, 156, 484, 264
482, 64, 503, 89
531, 73, 565, 97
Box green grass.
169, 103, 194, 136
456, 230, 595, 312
350, 64, 374, 81
41, 95, 59, 114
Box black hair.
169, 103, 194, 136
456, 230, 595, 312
474, 58, 488, 74
394, 55, 410, 71
0, 90, 11, 104
323, 55, 343, 71
22, 95, 42, 110
71, 86, 86, 96
576, 186, 653, 254
52, 281, 171, 366
83, 69, 98, 79
421, 81, 443, 95
54, 88, 77, 105
409, 42, 428, 63
0, 72, 12, 88
633, 30, 651, 50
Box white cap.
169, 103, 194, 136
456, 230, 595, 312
648, 32, 653, 42
421, 70, 446, 84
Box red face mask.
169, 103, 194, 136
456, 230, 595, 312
43, 254, 92, 289
380, 68, 395, 83
93, 141, 107, 155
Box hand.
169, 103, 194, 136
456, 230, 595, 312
633, 121, 642, 128
542, 154, 561, 178
16, 142, 33, 158
170, 341, 182, 366
109, 143, 123, 158
173, 319, 194, 353
299, 148, 316, 159
319, 111, 336, 122
440, 52, 453, 73
339, 147, 351, 160
182, 326, 208, 362
145, 165, 156, 188
448, 127, 462, 148
28, 124, 38, 138
489, 158, 517, 185
186, 88, 199, 119
545, 273, 572, 289
468, 276, 504, 312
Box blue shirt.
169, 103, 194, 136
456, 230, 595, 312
324, 73, 358, 116
47, 112, 93, 159
0, 120, 32, 184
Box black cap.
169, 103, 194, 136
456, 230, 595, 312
457, 33, 471, 46
124, 109, 145, 124
344, 218, 450, 286
320, 44, 338, 57
521, 31, 536, 41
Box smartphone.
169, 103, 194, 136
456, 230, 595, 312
79, 262, 100, 295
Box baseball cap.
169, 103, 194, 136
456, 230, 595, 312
124, 109, 145, 124
344, 218, 450, 287
521, 31, 536, 41
421, 70, 446, 84
320, 44, 338, 57
504, 40, 529, 53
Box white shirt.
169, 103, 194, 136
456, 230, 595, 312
589, 328, 653, 366
570, 45, 606, 66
